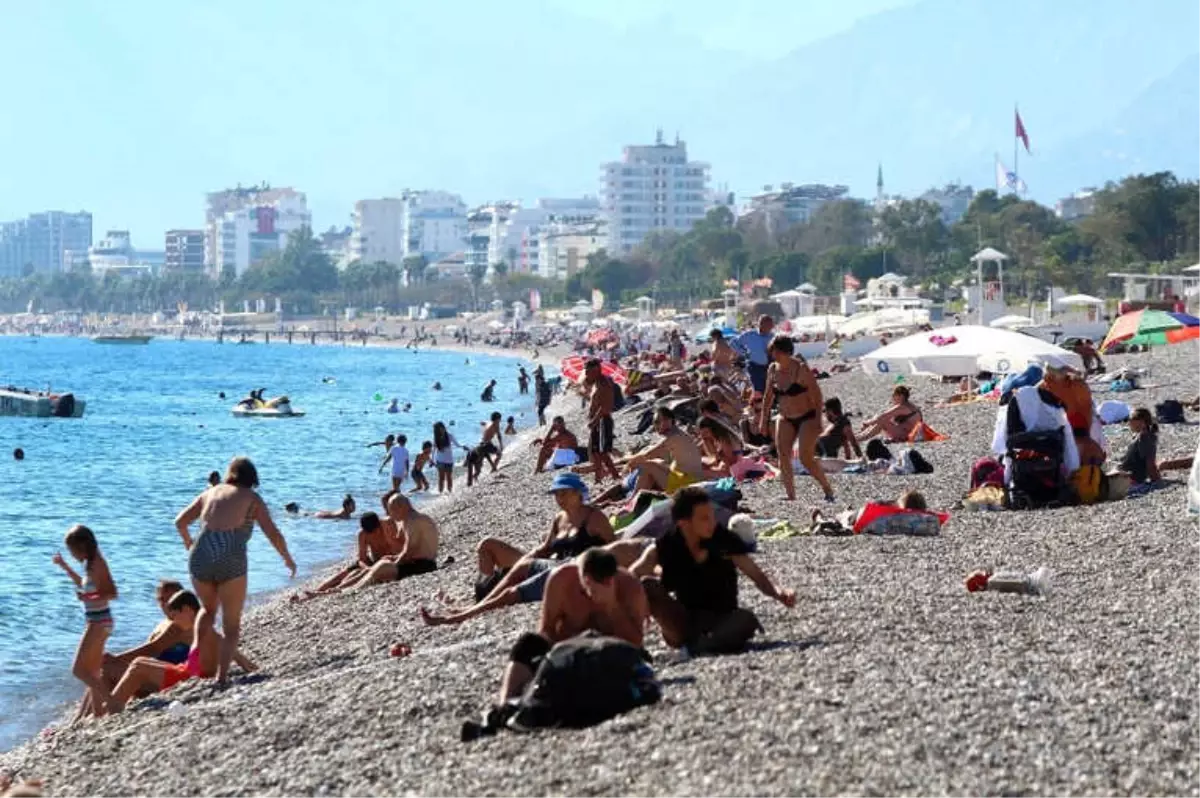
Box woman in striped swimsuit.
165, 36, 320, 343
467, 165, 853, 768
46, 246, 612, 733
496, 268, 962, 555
176, 457, 296, 684
52, 524, 119, 715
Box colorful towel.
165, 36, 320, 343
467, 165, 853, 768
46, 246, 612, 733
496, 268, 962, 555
908, 422, 948, 442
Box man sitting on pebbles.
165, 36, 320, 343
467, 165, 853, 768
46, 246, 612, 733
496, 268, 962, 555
464, 548, 648, 737
301, 494, 439, 596
291, 510, 402, 602
620, 406, 706, 494
419, 473, 648, 628
632, 486, 796, 655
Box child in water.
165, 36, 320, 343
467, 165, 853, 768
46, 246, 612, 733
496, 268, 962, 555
411, 442, 433, 493
52, 525, 119, 715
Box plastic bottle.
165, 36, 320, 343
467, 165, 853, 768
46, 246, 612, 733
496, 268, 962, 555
964, 566, 1053, 596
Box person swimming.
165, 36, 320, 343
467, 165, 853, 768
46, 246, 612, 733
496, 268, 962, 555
313, 495, 356, 520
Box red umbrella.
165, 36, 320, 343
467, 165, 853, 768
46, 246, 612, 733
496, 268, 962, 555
559, 356, 628, 386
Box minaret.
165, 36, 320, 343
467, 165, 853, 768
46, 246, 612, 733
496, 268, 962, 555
875, 163, 884, 211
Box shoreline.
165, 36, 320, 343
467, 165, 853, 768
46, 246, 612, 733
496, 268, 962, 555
0, 334, 571, 757
1, 345, 1196, 795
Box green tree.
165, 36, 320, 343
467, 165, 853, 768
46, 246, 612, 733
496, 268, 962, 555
402, 254, 428, 286
467, 261, 488, 309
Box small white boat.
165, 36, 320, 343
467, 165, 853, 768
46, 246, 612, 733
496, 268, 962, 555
231, 400, 305, 418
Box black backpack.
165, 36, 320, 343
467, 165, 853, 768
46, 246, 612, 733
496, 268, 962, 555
1156, 400, 1185, 424
511, 633, 660, 730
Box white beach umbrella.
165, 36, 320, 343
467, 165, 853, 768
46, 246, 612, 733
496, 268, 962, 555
861, 325, 1082, 377
989, 314, 1036, 329
1056, 294, 1105, 307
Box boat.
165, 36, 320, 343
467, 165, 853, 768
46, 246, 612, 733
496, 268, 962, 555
0, 388, 85, 418
93, 334, 152, 344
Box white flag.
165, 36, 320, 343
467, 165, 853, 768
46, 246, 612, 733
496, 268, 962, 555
994, 156, 1027, 194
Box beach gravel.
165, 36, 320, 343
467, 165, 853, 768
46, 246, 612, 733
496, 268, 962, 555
2, 345, 1197, 796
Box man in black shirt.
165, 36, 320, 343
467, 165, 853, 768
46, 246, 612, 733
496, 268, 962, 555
631, 487, 795, 654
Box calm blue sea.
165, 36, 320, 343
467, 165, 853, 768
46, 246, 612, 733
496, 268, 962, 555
0, 336, 537, 751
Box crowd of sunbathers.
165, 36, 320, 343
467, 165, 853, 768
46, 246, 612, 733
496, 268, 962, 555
53, 314, 949, 729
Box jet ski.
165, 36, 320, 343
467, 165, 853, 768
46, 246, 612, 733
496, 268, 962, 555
231, 392, 305, 417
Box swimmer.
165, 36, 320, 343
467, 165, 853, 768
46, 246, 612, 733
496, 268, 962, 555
207, 471, 221, 487
284, 502, 301, 514
313, 495, 356, 520
432, 382, 442, 391
387, 398, 400, 413
504, 416, 518, 436
13, 448, 24, 461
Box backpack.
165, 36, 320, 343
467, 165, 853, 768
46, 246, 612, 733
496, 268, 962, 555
908, 449, 935, 474
971, 457, 1005, 489
611, 381, 627, 412
1072, 464, 1104, 505
865, 439, 893, 462
1156, 400, 1185, 424
510, 633, 660, 730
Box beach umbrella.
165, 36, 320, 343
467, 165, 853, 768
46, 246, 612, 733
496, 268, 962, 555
1100, 308, 1200, 352
861, 325, 1082, 377
1056, 294, 1105, 307
989, 314, 1036, 329
559, 356, 628, 386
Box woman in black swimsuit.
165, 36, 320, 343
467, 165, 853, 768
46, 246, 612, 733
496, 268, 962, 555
859, 385, 922, 442
759, 337, 834, 502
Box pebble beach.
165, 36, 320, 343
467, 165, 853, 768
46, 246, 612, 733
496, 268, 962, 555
2, 343, 1197, 797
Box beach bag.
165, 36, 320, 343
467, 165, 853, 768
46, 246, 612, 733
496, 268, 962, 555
1155, 400, 1185, 424
971, 457, 1005, 489
865, 439, 893, 461
1072, 464, 1104, 505
511, 633, 660, 730
907, 449, 935, 474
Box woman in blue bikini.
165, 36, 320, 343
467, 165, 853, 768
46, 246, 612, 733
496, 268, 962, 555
176, 457, 296, 684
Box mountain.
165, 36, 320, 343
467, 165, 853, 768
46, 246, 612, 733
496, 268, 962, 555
649, 0, 1200, 203
1030, 55, 1200, 197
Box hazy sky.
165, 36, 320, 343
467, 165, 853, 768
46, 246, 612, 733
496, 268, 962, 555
0, 0, 911, 247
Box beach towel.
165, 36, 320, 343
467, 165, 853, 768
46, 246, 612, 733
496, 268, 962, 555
962, 485, 1006, 511
907, 422, 948, 443
757, 520, 804, 540
852, 503, 949, 536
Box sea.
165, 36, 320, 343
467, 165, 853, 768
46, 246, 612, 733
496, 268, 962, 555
0, 336, 538, 751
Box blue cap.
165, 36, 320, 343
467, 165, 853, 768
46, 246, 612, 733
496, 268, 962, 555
548, 472, 588, 496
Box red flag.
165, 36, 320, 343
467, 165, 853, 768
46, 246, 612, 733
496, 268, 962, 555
843, 274, 861, 291
1015, 109, 1030, 153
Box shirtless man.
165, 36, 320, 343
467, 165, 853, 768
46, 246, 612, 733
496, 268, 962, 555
291, 511, 400, 601
533, 416, 585, 473
477, 412, 503, 472
495, 548, 647, 704
624, 406, 706, 494
709, 329, 737, 378
481, 379, 497, 402
584, 359, 621, 484
315, 494, 440, 593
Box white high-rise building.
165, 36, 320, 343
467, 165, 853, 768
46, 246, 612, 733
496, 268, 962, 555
350, 199, 406, 265
600, 130, 710, 254
211, 191, 311, 278
351, 191, 466, 266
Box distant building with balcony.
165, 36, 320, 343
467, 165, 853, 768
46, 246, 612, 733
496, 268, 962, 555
745, 183, 850, 228
537, 217, 608, 281
352, 191, 467, 267
601, 130, 710, 254
484, 198, 602, 277
1055, 188, 1098, 222
210, 191, 310, 278
0, 210, 92, 278
164, 230, 205, 273
204, 185, 306, 277
918, 183, 975, 226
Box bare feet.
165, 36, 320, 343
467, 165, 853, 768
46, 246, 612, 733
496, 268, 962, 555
418, 606, 448, 626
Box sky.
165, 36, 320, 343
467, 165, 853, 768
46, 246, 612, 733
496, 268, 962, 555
0, 0, 910, 248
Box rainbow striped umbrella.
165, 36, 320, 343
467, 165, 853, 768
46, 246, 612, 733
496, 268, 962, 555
1101, 309, 1199, 352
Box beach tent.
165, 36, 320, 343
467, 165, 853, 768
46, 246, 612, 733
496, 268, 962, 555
1184, 264, 1200, 273
789, 314, 846, 334
861, 325, 1082, 377
838, 308, 929, 337
989, 314, 1036, 329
